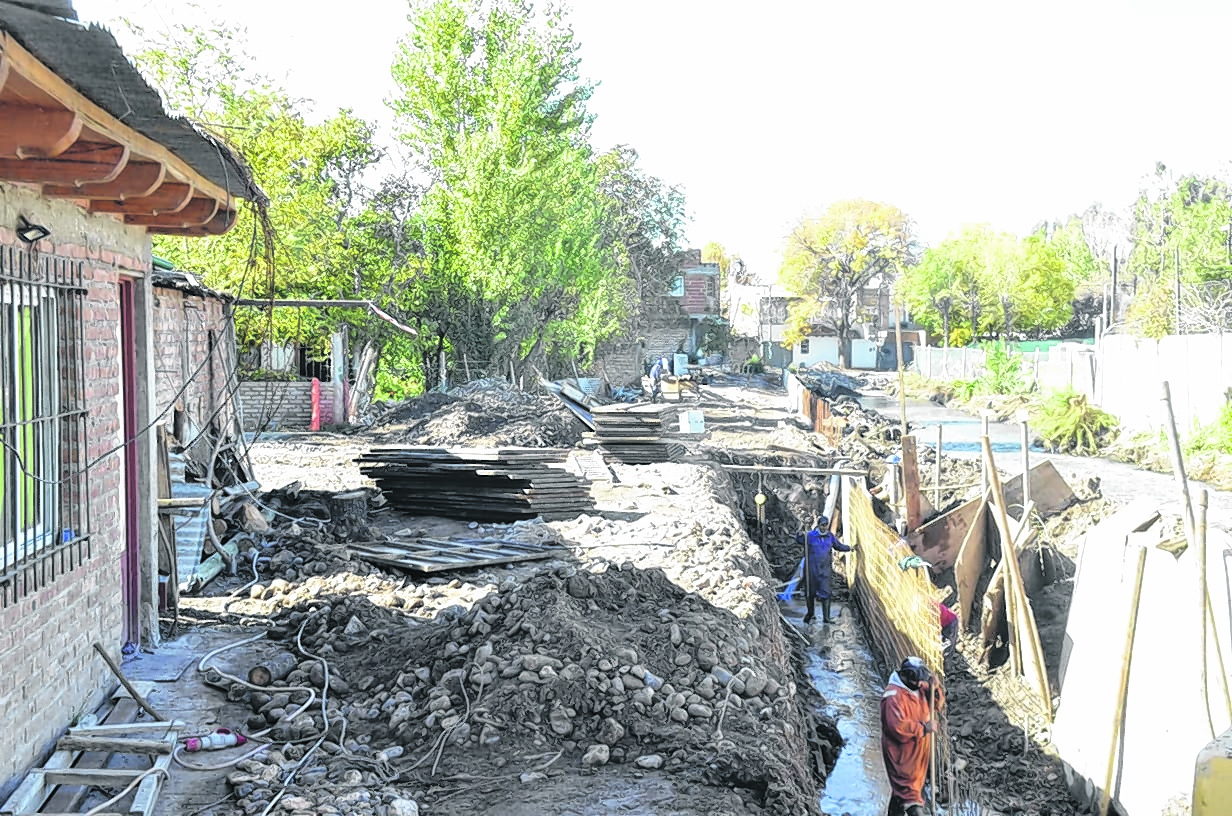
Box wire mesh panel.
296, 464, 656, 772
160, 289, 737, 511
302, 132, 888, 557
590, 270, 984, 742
0, 247, 90, 606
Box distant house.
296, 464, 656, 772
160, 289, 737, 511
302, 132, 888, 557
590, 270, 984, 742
0, 0, 262, 796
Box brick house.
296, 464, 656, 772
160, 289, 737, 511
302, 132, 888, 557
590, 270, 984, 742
0, 0, 261, 793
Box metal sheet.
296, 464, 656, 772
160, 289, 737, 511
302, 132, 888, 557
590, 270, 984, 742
350, 537, 566, 574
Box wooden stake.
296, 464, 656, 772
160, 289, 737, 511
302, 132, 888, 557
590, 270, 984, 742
902, 436, 922, 532
1018, 409, 1031, 511
1161, 381, 1195, 544
1199, 489, 1216, 740
92, 643, 164, 721
894, 304, 907, 438
934, 425, 943, 510
1101, 543, 1147, 816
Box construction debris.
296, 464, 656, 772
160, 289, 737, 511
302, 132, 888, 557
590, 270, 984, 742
357, 447, 596, 521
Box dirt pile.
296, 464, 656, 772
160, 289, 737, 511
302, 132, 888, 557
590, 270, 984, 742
367, 379, 583, 449
209, 461, 837, 815
240, 564, 824, 815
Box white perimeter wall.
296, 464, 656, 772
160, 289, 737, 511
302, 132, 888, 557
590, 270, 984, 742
913, 334, 1232, 434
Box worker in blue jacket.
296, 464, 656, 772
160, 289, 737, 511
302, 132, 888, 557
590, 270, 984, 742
798, 515, 852, 624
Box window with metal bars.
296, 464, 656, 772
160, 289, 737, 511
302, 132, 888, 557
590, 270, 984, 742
0, 247, 90, 606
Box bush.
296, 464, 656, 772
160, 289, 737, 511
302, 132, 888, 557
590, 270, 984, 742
1034, 388, 1117, 455
1185, 401, 1232, 456
979, 342, 1029, 395
745, 354, 765, 374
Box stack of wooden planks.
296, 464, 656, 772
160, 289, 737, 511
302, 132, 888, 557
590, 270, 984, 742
584, 404, 684, 465
357, 447, 594, 521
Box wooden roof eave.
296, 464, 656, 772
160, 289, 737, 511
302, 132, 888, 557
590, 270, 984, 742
0, 36, 239, 235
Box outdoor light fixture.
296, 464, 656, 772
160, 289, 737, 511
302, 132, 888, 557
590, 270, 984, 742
16, 216, 51, 244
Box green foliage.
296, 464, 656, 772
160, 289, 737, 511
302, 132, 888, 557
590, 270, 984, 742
126, 19, 381, 352
1036, 216, 1102, 285
1034, 388, 1118, 455
979, 342, 1029, 395
385, 0, 689, 383
1184, 402, 1232, 457
947, 342, 1027, 400
779, 200, 916, 364
901, 225, 1075, 342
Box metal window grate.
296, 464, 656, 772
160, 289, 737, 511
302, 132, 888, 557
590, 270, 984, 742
0, 246, 90, 606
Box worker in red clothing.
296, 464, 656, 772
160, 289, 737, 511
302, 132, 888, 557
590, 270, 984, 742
880, 656, 945, 816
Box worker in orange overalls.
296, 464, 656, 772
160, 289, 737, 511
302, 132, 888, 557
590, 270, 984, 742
880, 656, 945, 816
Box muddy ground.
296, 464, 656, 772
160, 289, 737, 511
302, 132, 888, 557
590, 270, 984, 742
156, 374, 1135, 816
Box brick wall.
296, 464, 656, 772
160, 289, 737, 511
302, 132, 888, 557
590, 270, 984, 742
592, 341, 643, 387
152, 286, 232, 430
0, 181, 149, 796
238, 380, 336, 430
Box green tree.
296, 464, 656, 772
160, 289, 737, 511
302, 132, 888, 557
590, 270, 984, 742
595, 146, 688, 334
778, 200, 916, 367
389, 0, 621, 379
126, 18, 382, 353
898, 245, 961, 346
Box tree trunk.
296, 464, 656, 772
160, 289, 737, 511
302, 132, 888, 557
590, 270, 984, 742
346, 340, 379, 424
941, 307, 952, 349
838, 314, 851, 369
1001, 298, 1013, 342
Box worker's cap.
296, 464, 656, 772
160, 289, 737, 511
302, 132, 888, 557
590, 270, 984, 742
817, 515, 829, 527
900, 656, 931, 684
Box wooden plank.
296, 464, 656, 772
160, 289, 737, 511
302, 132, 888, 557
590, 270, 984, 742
39, 698, 139, 815
69, 722, 179, 735
902, 436, 923, 532
1001, 460, 1077, 517
911, 492, 986, 571
42, 769, 144, 786
954, 495, 988, 631
129, 729, 177, 815
55, 736, 171, 755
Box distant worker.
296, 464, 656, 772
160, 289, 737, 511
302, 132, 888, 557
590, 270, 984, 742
648, 356, 669, 402
880, 656, 945, 816
796, 515, 852, 624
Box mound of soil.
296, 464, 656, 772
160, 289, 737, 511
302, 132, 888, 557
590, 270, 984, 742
368, 380, 584, 448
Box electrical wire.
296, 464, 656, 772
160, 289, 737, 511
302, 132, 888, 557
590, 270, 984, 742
81, 767, 170, 816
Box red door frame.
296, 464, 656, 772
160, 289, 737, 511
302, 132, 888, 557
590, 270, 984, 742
119, 279, 141, 645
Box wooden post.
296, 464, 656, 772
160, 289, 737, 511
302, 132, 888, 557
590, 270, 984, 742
1199, 489, 1215, 740
902, 436, 922, 532
894, 305, 908, 438
1018, 409, 1031, 511
934, 425, 943, 510
1161, 381, 1196, 544
1100, 543, 1147, 816
980, 411, 992, 496
439, 347, 448, 392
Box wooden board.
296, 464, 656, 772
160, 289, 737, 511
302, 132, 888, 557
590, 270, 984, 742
911, 492, 987, 571
1001, 460, 1076, 517
953, 495, 988, 630
350, 537, 567, 573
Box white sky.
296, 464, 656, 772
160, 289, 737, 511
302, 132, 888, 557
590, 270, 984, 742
75, 0, 1232, 280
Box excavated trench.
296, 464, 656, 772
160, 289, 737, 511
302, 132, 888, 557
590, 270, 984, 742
721, 457, 893, 816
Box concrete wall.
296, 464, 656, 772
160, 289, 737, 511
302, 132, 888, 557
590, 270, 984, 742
792, 336, 841, 367
152, 286, 233, 428
911, 338, 1232, 433
0, 182, 150, 796
238, 380, 336, 430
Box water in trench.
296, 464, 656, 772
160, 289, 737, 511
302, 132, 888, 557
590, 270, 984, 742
781, 594, 891, 816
